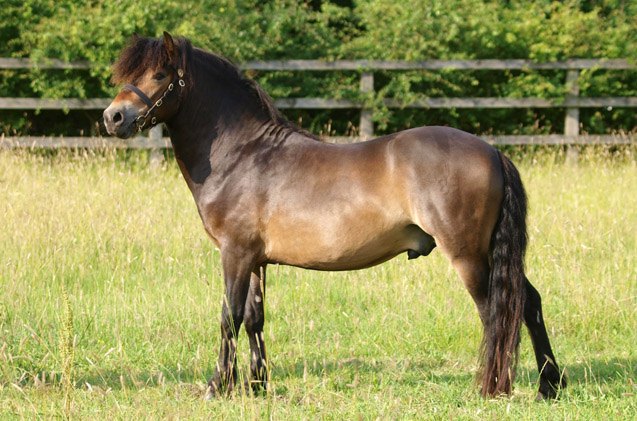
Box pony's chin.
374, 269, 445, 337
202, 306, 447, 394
109, 123, 137, 139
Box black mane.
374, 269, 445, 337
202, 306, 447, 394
193, 47, 288, 127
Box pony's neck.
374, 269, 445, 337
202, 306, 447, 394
165, 52, 285, 193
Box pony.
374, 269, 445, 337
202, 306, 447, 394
104, 32, 565, 399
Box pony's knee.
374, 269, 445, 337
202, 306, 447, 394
243, 307, 264, 334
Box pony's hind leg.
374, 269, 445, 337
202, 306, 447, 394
524, 278, 566, 399
452, 254, 519, 396
454, 257, 565, 399
452, 255, 490, 325
452, 255, 493, 391
243, 265, 268, 392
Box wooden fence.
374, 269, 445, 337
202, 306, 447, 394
1, 58, 636, 148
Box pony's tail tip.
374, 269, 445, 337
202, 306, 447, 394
480, 384, 513, 399
479, 369, 514, 398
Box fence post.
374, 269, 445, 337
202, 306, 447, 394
149, 124, 164, 168
359, 72, 374, 140
565, 70, 580, 162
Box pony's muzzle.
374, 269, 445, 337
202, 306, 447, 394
103, 108, 123, 131
103, 103, 138, 138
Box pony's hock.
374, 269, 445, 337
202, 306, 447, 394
105, 32, 565, 399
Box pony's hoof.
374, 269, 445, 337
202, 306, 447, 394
243, 379, 267, 395
205, 370, 236, 399
536, 385, 560, 400
204, 384, 217, 400
204, 378, 229, 399
536, 376, 567, 400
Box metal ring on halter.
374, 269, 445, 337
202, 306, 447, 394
179, 79, 185, 87
135, 115, 146, 130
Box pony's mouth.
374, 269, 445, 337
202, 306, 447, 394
105, 119, 137, 139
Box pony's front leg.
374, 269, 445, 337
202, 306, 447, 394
206, 249, 254, 399
243, 265, 268, 392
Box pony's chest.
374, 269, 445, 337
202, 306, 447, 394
196, 194, 260, 250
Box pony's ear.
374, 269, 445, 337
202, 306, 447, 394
163, 31, 178, 64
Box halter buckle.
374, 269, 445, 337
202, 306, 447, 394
179, 79, 186, 87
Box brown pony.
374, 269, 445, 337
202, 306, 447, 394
104, 32, 565, 399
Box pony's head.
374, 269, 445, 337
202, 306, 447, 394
103, 32, 191, 138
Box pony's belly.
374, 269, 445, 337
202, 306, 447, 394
264, 221, 427, 271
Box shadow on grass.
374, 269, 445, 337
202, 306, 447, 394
275, 356, 472, 379
72, 356, 469, 395
514, 356, 635, 397
70, 356, 635, 398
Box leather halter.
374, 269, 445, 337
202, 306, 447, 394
122, 68, 186, 131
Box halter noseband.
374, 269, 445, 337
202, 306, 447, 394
123, 68, 186, 131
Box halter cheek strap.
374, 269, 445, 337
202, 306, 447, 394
123, 84, 154, 108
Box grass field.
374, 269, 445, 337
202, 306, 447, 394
0, 147, 635, 419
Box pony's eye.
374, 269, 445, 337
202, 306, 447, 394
153, 72, 166, 80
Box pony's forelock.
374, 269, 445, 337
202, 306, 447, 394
111, 35, 191, 85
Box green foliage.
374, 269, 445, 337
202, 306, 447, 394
0, 0, 635, 136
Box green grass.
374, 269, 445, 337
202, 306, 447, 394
0, 148, 635, 419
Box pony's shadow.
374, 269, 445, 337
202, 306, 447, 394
514, 356, 635, 394
275, 356, 471, 380
75, 356, 635, 398
76, 357, 463, 395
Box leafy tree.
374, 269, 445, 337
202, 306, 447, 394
1, 0, 635, 137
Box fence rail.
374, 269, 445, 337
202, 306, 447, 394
2, 57, 634, 70
1, 57, 635, 147
2, 134, 635, 149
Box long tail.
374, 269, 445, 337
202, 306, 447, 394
480, 151, 528, 397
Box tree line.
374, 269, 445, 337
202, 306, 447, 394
1, 0, 635, 137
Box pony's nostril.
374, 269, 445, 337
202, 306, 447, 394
113, 111, 123, 124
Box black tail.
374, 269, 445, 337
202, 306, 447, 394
480, 151, 528, 397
